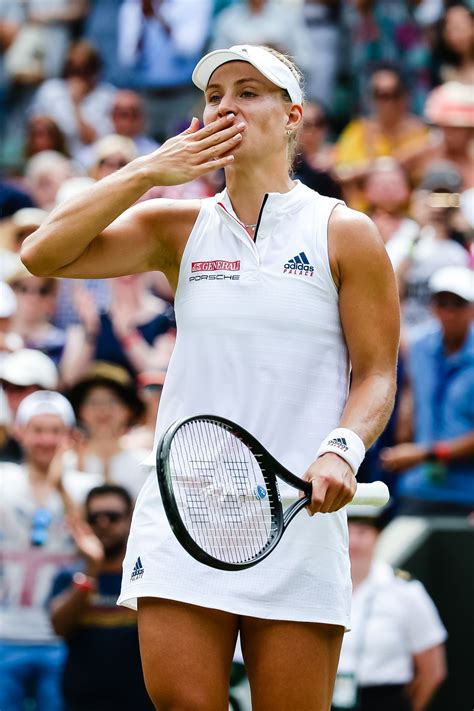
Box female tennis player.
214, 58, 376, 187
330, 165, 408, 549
22, 45, 400, 711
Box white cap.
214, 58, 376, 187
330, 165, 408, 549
1, 348, 58, 389
16, 390, 75, 427
429, 266, 474, 303
0, 281, 17, 318
192, 45, 303, 105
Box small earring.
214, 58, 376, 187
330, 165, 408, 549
286, 129, 292, 136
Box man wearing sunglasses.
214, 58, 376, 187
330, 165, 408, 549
49, 485, 153, 711
380, 266, 474, 516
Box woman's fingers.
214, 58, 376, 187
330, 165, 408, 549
194, 120, 245, 151
200, 132, 243, 162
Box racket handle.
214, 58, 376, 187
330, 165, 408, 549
350, 481, 390, 507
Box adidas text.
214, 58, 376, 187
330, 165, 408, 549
283, 251, 315, 277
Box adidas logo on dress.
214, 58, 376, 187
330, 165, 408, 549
283, 251, 314, 276
327, 437, 348, 452
130, 556, 144, 581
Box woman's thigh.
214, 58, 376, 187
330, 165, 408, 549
137, 597, 239, 711
240, 617, 344, 711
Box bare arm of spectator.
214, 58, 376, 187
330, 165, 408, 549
394, 368, 414, 445
50, 516, 104, 638
407, 644, 447, 711
109, 307, 173, 374
380, 431, 474, 472
47, 441, 82, 518
60, 284, 101, 388
68, 77, 98, 145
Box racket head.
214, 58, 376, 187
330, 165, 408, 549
157, 415, 285, 571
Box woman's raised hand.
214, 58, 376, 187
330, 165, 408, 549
143, 114, 244, 186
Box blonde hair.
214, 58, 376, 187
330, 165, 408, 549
259, 46, 305, 169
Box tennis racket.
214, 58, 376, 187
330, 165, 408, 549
157, 415, 389, 571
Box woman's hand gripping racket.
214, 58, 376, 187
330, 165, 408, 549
157, 415, 389, 571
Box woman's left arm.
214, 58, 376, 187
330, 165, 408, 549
407, 644, 447, 711
304, 206, 400, 514
333, 206, 400, 445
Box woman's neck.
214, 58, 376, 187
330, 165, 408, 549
225, 163, 294, 227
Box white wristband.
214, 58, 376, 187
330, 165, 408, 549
316, 428, 366, 475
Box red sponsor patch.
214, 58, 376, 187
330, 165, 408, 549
191, 260, 240, 273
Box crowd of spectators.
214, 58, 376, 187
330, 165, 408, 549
0, 1, 472, 709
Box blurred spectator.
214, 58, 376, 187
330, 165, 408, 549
88, 133, 138, 180
83, 0, 121, 84
332, 505, 447, 711
0, 347, 59, 464
296, 100, 335, 172
0, 180, 35, 218
0, 280, 21, 356
25, 115, 70, 160
342, 0, 434, 116
412, 81, 474, 190
111, 90, 160, 155
0, 1, 89, 164
25, 150, 76, 210
49, 484, 154, 711
0, 391, 78, 711
381, 266, 474, 516
61, 275, 175, 384
210, 0, 311, 74
365, 158, 420, 265
434, 2, 474, 85
396, 161, 470, 332
6, 259, 67, 365
302, 1, 342, 107
64, 362, 148, 500
294, 100, 342, 199
1, 347, 58, 416
0, 207, 48, 263
2, 1, 89, 85
30, 40, 117, 159
72, 90, 159, 169
334, 63, 429, 210
121, 370, 165, 451
117, 0, 212, 141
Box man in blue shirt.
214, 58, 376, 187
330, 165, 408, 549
380, 265, 474, 514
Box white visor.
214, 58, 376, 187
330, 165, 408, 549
192, 45, 303, 105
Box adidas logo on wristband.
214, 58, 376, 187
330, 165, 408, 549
327, 437, 348, 452
316, 428, 365, 475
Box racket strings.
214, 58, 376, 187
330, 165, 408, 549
169, 420, 278, 564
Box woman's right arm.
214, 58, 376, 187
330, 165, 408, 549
21, 114, 243, 281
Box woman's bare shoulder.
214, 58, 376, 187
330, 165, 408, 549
328, 205, 388, 287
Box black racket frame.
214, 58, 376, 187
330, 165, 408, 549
156, 414, 314, 570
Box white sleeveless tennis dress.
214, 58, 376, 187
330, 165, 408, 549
118, 181, 353, 628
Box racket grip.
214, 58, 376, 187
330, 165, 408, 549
350, 481, 390, 507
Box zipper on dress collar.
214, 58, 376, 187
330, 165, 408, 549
253, 194, 268, 242
217, 194, 269, 243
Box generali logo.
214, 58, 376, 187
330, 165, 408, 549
191, 260, 240, 273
